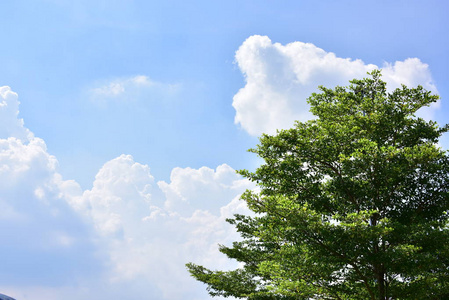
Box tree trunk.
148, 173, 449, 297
371, 215, 386, 300
377, 268, 385, 300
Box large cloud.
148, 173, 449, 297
0, 88, 99, 288
0, 86, 253, 300
74, 156, 253, 299
233, 35, 438, 136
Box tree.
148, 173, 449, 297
186, 71, 449, 300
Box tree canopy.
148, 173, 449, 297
186, 71, 449, 300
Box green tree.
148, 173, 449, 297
186, 71, 449, 300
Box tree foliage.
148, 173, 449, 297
186, 71, 449, 300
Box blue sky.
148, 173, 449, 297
0, 1, 448, 299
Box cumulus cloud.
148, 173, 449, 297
72, 157, 253, 299
159, 164, 252, 216
0, 88, 99, 288
0, 86, 253, 300
77, 154, 154, 236
89, 75, 181, 103
0, 87, 33, 141
233, 35, 438, 136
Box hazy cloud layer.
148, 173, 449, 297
89, 75, 181, 104
233, 35, 438, 136
0, 86, 252, 300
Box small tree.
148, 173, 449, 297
186, 71, 449, 300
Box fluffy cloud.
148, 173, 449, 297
74, 157, 253, 299
89, 75, 181, 103
0, 88, 99, 288
0, 87, 33, 141
159, 164, 252, 216
0, 86, 253, 300
77, 154, 155, 236
233, 35, 438, 136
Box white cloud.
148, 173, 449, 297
0, 88, 99, 291
0, 86, 254, 299
158, 164, 252, 216
78, 154, 154, 236
0, 86, 33, 141
89, 75, 181, 103
382, 58, 437, 91
233, 35, 438, 136
73, 158, 254, 299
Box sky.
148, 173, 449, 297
0, 1, 448, 299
